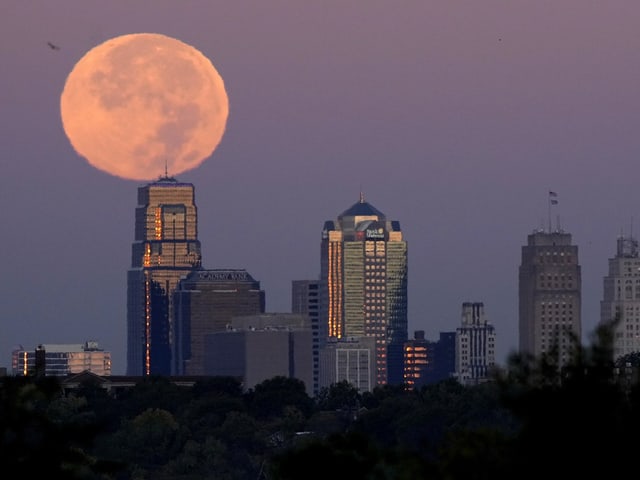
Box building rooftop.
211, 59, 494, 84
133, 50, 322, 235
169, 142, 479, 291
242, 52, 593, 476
339, 193, 385, 219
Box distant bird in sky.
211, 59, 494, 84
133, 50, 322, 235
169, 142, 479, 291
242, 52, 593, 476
47, 41, 60, 51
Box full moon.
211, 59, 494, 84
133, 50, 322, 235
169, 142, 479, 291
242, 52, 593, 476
60, 33, 229, 181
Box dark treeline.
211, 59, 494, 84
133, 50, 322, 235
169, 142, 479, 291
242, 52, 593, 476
2, 323, 639, 479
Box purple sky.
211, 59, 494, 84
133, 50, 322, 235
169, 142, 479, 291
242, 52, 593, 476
2, 1, 640, 375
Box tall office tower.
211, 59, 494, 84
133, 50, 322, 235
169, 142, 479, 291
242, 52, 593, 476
455, 302, 496, 386
519, 229, 581, 367
174, 269, 265, 375
600, 235, 640, 361
320, 193, 408, 386
126, 176, 202, 376
292, 280, 320, 395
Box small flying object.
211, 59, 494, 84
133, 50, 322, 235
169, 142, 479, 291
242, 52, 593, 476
47, 41, 60, 51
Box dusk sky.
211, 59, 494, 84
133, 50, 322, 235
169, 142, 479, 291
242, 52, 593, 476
3, 1, 640, 375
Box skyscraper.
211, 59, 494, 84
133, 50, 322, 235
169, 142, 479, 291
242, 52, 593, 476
174, 269, 265, 375
320, 193, 408, 386
126, 175, 202, 376
455, 302, 496, 385
600, 234, 640, 361
519, 229, 581, 366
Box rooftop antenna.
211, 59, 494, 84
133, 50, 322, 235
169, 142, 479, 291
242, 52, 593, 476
548, 190, 558, 233
359, 184, 365, 203
164, 158, 169, 179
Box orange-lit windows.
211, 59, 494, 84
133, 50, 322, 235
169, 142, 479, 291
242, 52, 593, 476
154, 207, 162, 239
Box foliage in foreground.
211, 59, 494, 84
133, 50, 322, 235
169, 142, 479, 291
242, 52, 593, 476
1, 324, 639, 478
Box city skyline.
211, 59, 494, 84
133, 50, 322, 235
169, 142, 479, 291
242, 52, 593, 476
3, 2, 640, 375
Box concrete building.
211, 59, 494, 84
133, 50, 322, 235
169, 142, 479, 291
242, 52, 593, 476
455, 302, 496, 385
12, 341, 112, 377
319, 336, 376, 393
126, 176, 202, 376
519, 228, 581, 367
600, 234, 640, 361
292, 279, 321, 395
203, 313, 313, 394
320, 193, 408, 386
174, 269, 265, 375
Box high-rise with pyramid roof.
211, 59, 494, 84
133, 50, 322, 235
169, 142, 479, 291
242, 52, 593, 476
320, 194, 408, 386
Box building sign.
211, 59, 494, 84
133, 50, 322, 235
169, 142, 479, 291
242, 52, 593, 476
198, 270, 249, 281
365, 228, 385, 240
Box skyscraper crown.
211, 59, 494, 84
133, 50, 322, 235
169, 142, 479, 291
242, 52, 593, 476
339, 193, 385, 220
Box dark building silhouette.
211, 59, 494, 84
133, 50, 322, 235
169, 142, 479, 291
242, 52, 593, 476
429, 332, 456, 384
403, 330, 429, 389
404, 331, 456, 387
35, 345, 46, 377
292, 279, 320, 395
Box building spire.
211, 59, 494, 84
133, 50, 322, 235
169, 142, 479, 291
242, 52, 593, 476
359, 191, 365, 203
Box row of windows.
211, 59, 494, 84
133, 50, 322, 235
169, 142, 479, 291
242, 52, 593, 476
540, 274, 573, 281
540, 319, 574, 325
540, 283, 574, 289
541, 305, 574, 311
537, 256, 573, 264
365, 265, 386, 270
540, 299, 574, 305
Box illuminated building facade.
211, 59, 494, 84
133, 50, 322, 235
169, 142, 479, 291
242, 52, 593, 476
600, 235, 640, 361
519, 229, 581, 367
12, 341, 112, 377
403, 330, 429, 390
126, 176, 202, 376
174, 269, 265, 375
455, 302, 496, 385
320, 194, 408, 386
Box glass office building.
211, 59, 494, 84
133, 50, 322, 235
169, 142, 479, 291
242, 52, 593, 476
126, 175, 202, 376
320, 193, 408, 386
